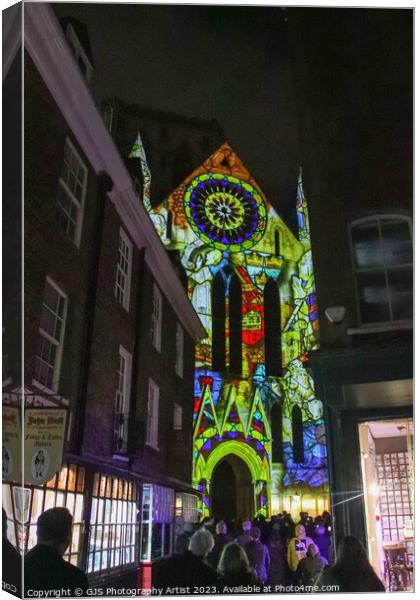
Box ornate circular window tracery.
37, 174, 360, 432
184, 173, 267, 252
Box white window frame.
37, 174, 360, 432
146, 378, 159, 450
113, 346, 132, 454
175, 322, 184, 377
173, 403, 183, 431
151, 283, 162, 352
33, 277, 68, 394
56, 137, 88, 247
114, 227, 133, 312
348, 215, 413, 331
66, 23, 94, 83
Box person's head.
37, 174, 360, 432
315, 524, 326, 536
242, 520, 251, 533
216, 520, 227, 535
217, 542, 251, 576
36, 508, 73, 555
295, 524, 306, 539
189, 528, 214, 558
335, 536, 370, 569
307, 543, 319, 558
250, 526, 261, 541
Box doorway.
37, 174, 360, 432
359, 418, 413, 591
210, 454, 254, 522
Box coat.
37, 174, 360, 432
24, 544, 89, 597
295, 554, 328, 586
245, 539, 271, 584
152, 551, 217, 592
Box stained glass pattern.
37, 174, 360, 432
130, 140, 329, 517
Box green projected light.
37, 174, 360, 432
131, 141, 329, 519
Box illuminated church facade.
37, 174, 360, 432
131, 138, 330, 520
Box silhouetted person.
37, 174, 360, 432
236, 520, 252, 547
208, 520, 230, 569
316, 536, 385, 592
175, 522, 195, 554
216, 542, 260, 592
268, 522, 287, 587
24, 507, 88, 597
2, 508, 21, 596
295, 543, 327, 587
312, 524, 331, 564
153, 528, 217, 591
245, 526, 271, 585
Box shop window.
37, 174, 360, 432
264, 278, 282, 376
115, 228, 133, 312
151, 284, 162, 352
140, 484, 174, 562
292, 405, 304, 464
228, 273, 242, 374
113, 346, 132, 454
33, 278, 67, 392
2, 464, 85, 565
350, 216, 413, 325
212, 271, 226, 371
56, 138, 87, 246
87, 473, 138, 574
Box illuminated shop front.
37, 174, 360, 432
359, 419, 413, 591
131, 139, 330, 518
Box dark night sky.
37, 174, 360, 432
52, 3, 413, 218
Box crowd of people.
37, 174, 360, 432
3, 506, 385, 596
154, 511, 386, 594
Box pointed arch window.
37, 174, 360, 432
229, 273, 242, 375
264, 278, 282, 376
270, 403, 283, 463
212, 271, 226, 371
292, 405, 304, 463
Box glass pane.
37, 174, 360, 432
381, 220, 412, 266
356, 271, 390, 323
352, 222, 383, 268
388, 267, 413, 320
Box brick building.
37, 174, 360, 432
287, 8, 413, 582
3, 3, 205, 592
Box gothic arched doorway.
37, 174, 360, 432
210, 454, 254, 522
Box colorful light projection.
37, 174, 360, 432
131, 139, 328, 518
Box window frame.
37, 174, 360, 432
56, 137, 88, 248
114, 227, 133, 312
173, 403, 183, 431
151, 283, 162, 352
86, 473, 139, 575
113, 346, 132, 454
66, 23, 94, 83
348, 214, 413, 330
146, 378, 160, 450
33, 277, 68, 394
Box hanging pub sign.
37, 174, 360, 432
2, 405, 22, 483
23, 407, 68, 485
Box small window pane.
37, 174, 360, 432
356, 271, 390, 323
388, 267, 413, 320
352, 222, 383, 268
381, 220, 412, 266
